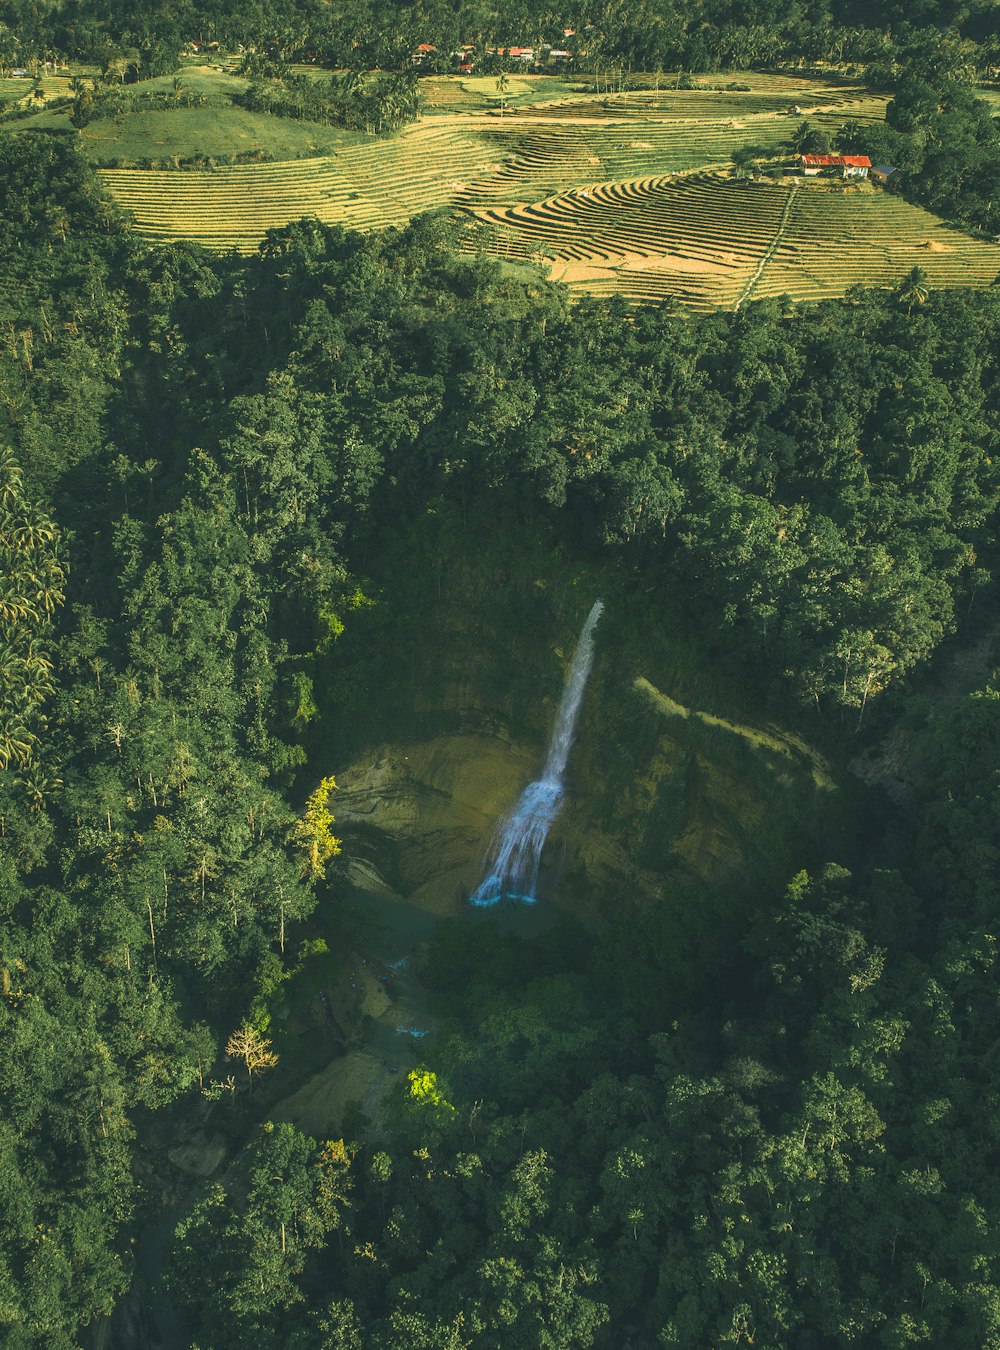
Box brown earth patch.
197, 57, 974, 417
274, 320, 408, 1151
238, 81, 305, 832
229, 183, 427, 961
618, 251, 739, 276
547, 260, 619, 284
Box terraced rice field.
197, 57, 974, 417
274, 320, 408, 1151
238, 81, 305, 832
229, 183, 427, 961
754, 181, 1000, 302
0, 69, 74, 106
469, 174, 1000, 308
98, 78, 884, 246
94, 73, 1000, 308
100, 122, 498, 248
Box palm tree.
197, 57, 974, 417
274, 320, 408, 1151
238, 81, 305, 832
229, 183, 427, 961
496, 68, 510, 117
0, 446, 23, 503
790, 120, 814, 154
0, 716, 34, 771
19, 766, 61, 812
898, 266, 929, 313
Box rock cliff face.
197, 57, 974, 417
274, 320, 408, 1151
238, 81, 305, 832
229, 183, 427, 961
334, 736, 540, 916
325, 590, 839, 927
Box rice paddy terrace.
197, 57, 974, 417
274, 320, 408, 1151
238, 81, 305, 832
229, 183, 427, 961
90, 71, 1000, 309
473, 174, 1000, 310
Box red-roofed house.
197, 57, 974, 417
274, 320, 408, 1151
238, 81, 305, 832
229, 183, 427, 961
801, 154, 871, 179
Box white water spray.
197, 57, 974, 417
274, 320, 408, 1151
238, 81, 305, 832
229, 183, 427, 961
470, 599, 604, 907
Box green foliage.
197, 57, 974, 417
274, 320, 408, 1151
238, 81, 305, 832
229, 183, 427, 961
791, 120, 833, 155
291, 776, 341, 879
238, 71, 422, 136
0, 448, 65, 779
731, 140, 775, 177
5, 103, 1000, 1350
168, 1123, 352, 1346
837, 57, 1000, 235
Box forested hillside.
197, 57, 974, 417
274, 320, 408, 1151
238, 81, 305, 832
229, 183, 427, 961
4, 90, 1000, 1348
1, 0, 998, 74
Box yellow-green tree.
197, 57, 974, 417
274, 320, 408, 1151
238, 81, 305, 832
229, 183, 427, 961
290, 775, 341, 878
407, 1067, 455, 1113
225, 1024, 279, 1082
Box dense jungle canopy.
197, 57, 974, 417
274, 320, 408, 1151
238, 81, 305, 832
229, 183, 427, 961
3, 0, 1000, 1338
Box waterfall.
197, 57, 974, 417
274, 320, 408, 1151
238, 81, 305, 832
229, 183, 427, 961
470, 599, 604, 907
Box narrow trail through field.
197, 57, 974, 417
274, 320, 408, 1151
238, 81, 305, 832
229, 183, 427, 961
735, 179, 798, 309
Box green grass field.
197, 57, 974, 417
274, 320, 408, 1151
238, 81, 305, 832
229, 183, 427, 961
6, 64, 370, 165
0, 76, 32, 106
80, 107, 362, 166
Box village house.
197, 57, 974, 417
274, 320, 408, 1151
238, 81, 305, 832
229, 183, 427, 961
800, 153, 871, 179
485, 45, 534, 61
870, 164, 898, 185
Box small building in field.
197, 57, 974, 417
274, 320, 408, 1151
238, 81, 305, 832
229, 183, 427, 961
800, 153, 871, 179
870, 164, 897, 184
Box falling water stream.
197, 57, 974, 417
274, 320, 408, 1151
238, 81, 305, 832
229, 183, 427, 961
470, 599, 604, 906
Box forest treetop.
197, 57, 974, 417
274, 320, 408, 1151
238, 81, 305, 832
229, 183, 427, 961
0, 0, 998, 82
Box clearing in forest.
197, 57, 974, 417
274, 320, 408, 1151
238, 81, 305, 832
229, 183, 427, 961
70, 69, 1000, 307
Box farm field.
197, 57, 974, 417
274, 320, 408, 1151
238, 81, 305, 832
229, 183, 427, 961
0, 67, 76, 106
94, 75, 883, 235
82, 71, 1000, 308
99, 121, 501, 245
468, 173, 1000, 308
